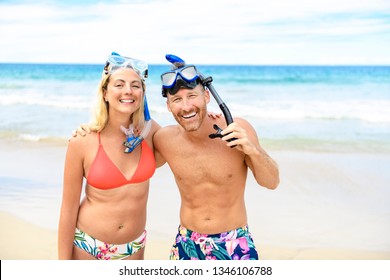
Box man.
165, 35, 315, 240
154, 55, 279, 260
73, 55, 279, 260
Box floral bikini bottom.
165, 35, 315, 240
73, 228, 146, 260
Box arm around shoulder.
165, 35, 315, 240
150, 119, 166, 168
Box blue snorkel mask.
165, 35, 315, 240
104, 52, 152, 153
161, 55, 201, 97
161, 54, 237, 145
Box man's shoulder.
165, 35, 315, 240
155, 125, 179, 137
233, 117, 253, 129
154, 125, 180, 147
233, 116, 247, 123
154, 125, 178, 144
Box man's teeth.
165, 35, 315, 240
183, 112, 196, 119
120, 99, 134, 103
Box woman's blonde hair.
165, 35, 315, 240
90, 71, 147, 133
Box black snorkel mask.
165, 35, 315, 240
161, 54, 237, 144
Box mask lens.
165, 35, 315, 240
134, 60, 147, 71
108, 55, 125, 66
161, 66, 198, 88
105, 54, 148, 79
180, 66, 197, 81
161, 72, 177, 87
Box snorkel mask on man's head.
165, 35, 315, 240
160, 54, 237, 145
161, 54, 204, 97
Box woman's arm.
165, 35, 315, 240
58, 138, 84, 259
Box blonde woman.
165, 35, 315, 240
58, 53, 161, 260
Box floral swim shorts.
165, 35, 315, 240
169, 225, 258, 260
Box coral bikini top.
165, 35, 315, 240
87, 133, 156, 189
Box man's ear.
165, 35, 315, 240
205, 88, 211, 104
166, 100, 172, 112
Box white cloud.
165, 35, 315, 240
0, 0, 389, 64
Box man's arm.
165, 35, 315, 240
70, 123, 91, 138
151, 121, 167, 168
221, 118, 279, 189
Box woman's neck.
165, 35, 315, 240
105, 115, 132, 135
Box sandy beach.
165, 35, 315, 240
1, 139, 389, 260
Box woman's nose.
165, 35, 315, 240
124, 84, 132, 94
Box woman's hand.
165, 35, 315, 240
207, 111, 222, 119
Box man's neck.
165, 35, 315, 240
180, 115, 221, 143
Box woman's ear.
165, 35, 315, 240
103, 89, 108, 102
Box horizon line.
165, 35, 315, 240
1, 62, 390, 67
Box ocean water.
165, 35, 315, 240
1, 63, 390, 254
1, 63, 389, 152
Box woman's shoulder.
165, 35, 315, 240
67, 131, 99, 150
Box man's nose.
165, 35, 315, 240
181, 98, 192, 111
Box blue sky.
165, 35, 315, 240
1, 0, 389, 65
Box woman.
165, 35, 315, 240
58, 53, 161, 260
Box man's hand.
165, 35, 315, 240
71, 124, 91, 138
221, 122, 256, 154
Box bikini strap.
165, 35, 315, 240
97, 132, 101, 145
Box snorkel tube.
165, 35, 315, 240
164, 54, 236, 145
122, 96, 152, 153
198, 73, 234, 139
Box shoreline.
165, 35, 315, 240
0, 139, 389, 260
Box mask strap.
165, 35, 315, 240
144, 95, 151, 121
122, 95, 151, 153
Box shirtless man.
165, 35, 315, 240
154, 55, 279, 260
73, 55, 279, 260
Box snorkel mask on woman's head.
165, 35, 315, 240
161, 54, 203, 97
104, 52, 148, 80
